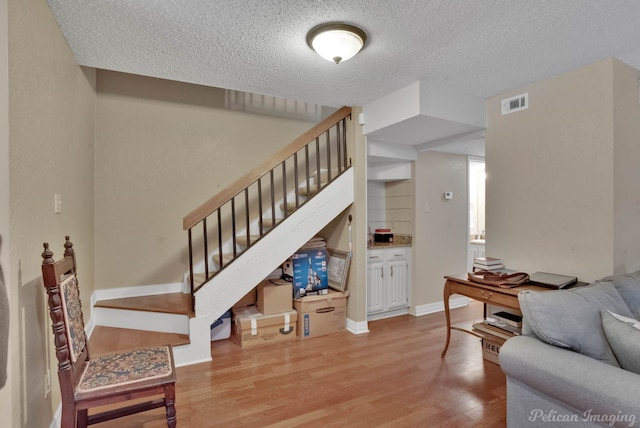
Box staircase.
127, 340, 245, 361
90, 107, 355, 366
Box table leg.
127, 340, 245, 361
441, 280, 452, 358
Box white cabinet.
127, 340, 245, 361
367, 247, 411, 318
366, 256, 385, 313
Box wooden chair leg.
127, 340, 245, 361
61, 404, 77, 428
165, 384, 177, 428
77, 409, 88, 428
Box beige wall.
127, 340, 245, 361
94, 71, 318, 289
385, 178, 414, 235
486, 58, 640, 281
412, 151, 468, 308
0, 0, 12, 422
613, 60, 640, 274
366, 177, 414, 237
8, 0, 96, 425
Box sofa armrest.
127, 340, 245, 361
500, 335, 640, 417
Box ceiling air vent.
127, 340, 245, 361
501, 93, 528, 115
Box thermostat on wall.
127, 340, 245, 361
444, 191, 453, 200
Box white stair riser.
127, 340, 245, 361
171, 316, 215, 367
93, 307, 189, 334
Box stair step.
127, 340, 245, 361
279, 201, 301, 213
190, 272, 207, 284
189, 252, 235, 281
316, 169, 341, 182
95, 292, 194, 318
89, 326, 190, 355
236, 235, 261, 247
298, 184, 325, 197
211, 252, 235, 266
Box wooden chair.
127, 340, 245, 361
41, 236, 177, 427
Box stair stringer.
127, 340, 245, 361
194, 168, 354, 321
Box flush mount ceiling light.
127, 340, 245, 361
307, 23, 367, 64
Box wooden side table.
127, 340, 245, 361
440, 275, 549, 357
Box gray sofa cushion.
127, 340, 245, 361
519, 282, 633, 366
598, 270, 640, 318
601, 310, 640, 374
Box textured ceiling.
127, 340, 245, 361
47, 0, 640, 108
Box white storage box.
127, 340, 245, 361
210, 310, 231, 341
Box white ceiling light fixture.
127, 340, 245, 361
307, 23, 367, 64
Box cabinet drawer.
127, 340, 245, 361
386, 248, 408, 261
459, 285, 518, 309
367, 250, 385, 263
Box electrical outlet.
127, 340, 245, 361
44, 369, 50, 398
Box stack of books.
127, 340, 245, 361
492, 311, 523, 328
472, 257, 504, 272
473, 311, 523, 340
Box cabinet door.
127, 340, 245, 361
387, 260, 409, 310
367, 259, 385, 314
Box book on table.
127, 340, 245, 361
528, 271, 578, 289
473, 257, 504, 272
472, 321, 517, 340
474, 257, 502, 266
492, 311, 522, 327
473, 262, 504, 271
485, 319, 522, 335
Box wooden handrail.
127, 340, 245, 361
183, 106, 352, 230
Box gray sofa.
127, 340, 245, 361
500, 271, 640, 427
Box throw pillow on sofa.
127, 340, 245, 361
518, 282, 633, 367
598, 270, 640, 318
601, 310, 640, 374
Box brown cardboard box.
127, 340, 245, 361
232, 306, 297, 348
293, 290, 349, 340
482, 337, 504, 365
257, 279, 292, 315
233, 287, 256, 309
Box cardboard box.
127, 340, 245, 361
482, 337, 504, 365
232, 306, 297, 348
293, 290, 349, 340
288, 248, 329, 298
257, 279, 292, 315
233, 287, 256, 309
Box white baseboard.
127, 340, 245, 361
84, 313, 96, 338
411, 296, 469, 317
346, 318, 369, 334
367, 307, 409, 321
50, 405, 61, 428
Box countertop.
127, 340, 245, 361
369, 234, 412, 248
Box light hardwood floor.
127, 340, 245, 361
92, 301, 506, 427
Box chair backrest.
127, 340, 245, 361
41, 236, 89, 398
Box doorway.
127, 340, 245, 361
467, 157, 485, 271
